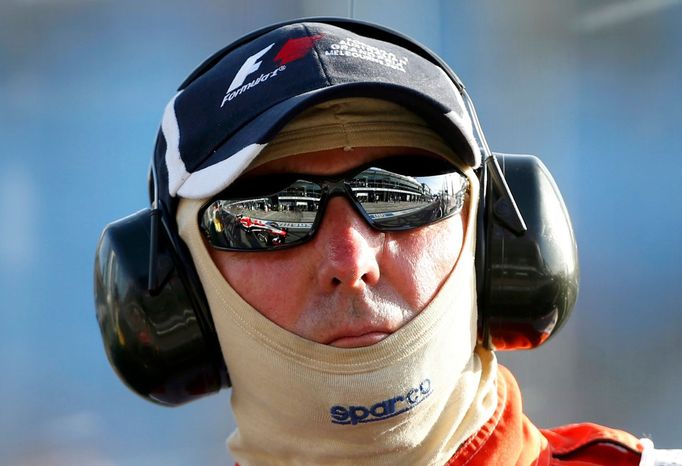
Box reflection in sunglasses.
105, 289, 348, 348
200, 164, 468, 251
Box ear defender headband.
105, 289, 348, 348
94, 17, 579, 406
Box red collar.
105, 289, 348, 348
446, 366, 642, 466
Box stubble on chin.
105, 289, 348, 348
293, 285, 420, 344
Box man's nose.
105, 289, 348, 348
313, 197, 382, 292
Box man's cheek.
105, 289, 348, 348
405, 222, 464, 299
380, 236, 437, 307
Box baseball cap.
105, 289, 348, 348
154, 20, 481, 203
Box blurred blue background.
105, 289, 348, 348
1, 0, 680, 464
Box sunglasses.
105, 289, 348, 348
199, 156, 469, 251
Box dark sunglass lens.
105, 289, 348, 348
200, 180, 323, 250
351, 167, 467, 230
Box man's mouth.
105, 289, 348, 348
328, 331, 392, 348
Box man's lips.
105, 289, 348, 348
328, 331, 392, 348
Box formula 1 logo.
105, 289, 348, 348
330, 379, 432, 425
226, 43, 274, 93
221, 35, 322, 107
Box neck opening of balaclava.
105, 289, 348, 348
177, 98, 498, 466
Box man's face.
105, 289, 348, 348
207, 146, 468, 348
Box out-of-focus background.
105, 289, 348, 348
1, 0, 680, 464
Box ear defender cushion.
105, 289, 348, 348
94, 208, 228, 405
477, 154, 579, 350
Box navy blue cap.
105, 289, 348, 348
155, 21, 480, 201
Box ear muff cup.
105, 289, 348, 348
476, 153, 579, 350
94, 208, 228, 405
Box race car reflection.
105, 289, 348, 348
236, 215, 287, 246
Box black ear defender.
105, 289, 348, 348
94, 157, 228, 406
94, 17, 579, 406
474, 153, 579, 350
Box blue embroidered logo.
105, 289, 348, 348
330, 379, 432, 425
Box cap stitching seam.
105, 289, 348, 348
303, 23, 332, 88
332, 103, 351, 148
265, 123, 445, 144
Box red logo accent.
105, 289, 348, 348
274, 35, 323, 65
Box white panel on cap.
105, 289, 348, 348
162, 90, 190, 197
176, 143, 267, 199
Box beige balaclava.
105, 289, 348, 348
177, 98, 498, 466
